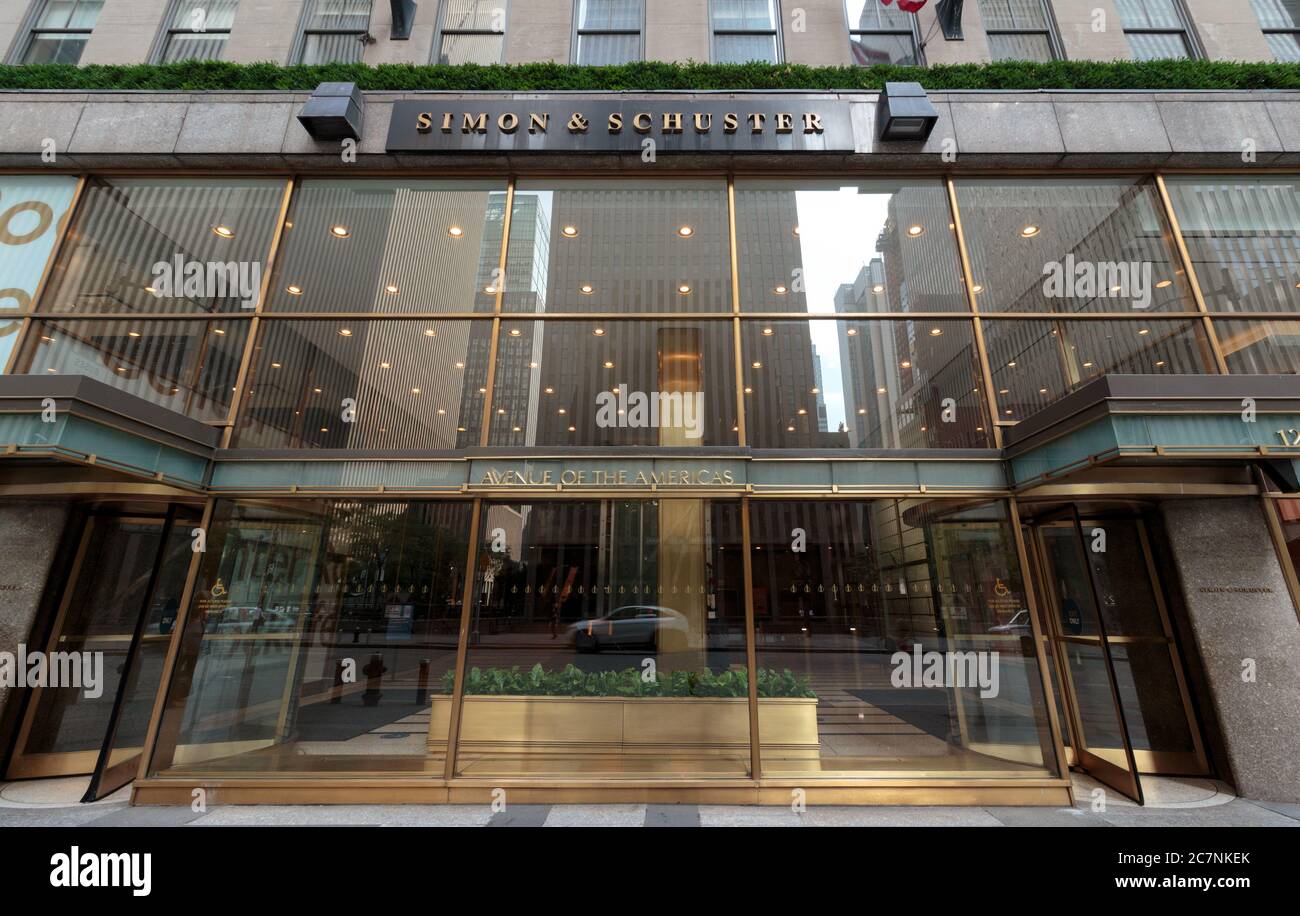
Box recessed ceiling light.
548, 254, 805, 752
497, 408, 506, 415
271, 362, 282, 369
580, 284, 595, 295
544, 386, 554, 394
313, 387, 322, 393
1138, 327, 1150, 335
603, 360, 615, 368
872, 284, 885, 294
447, 225, 464, 239
558, 408, 567, 415
437, 408, 446, 415
285, 284, 303, 295
561, 225, 579, 238
929, 327, 942, 336
797, 408, 808, 415
677, 225, 694, 238
972, 284, 984, 293
787, 425, 795, 432
412, 387, 421, 394
143, 285, 156, 294
127, 330, 141, 338
424, 328, 436, 337
752, 361, 762, 369
1083, 361, 1094, 368
858, 408, 866, 415
907, 225, 924, 237
877, 387, 886, 394
1155, 360, 1166, 367
384, 284, 399, 294
677, 283, 692, 295
744, 386, 753, 394
774, 285, 787, 295
592, 327, 605, 336
1007, 361, 1016, 368
847, 328, 858, 336
338, 328, 352, 337
212, 328, 225, 335
320, 427, 328, 433
509, 328, 522, 337
329, 225, 351, 238
454, 361, 465, 369
762, 327, 774, 336
212, 225, 234, 239
900, 360, 912, 368
999, 388, 1010, 395
1039, 387, 1048, 394
568, 426, 576, 432
1020, 225, 1040, 238
528, 361, 539, 369
792, 225, 800, 237
1155, 279, 1172, 289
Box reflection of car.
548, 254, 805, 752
206, 606, 297, 634
989, 609, 1032, 636
569, 606, 688, 651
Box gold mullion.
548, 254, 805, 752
477, 179, 515, 448
221, 178, 296, 449
444, 497, 483, 779
946, 177, 1003, 449
728, 176, 747, 446
1155, 173, 1229, 374
740, 495, 760, 780
3, 175, 87, 375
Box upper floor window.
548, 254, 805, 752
1115, 0, 1197, 60
845, 1, 919, 66
1252, 0, 1300, 61
436, 0, 506, 64
20, 0, 103, 64
711, 0, 781, 64
296, 0, 372, 64
573, 0, 643, 65
158, 0, 239, 62
978, 0, 1058, 61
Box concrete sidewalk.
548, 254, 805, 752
0, 774, 1296, 828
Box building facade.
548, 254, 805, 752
0, 0, 1299, 808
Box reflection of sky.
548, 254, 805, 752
794, 188, 893, 432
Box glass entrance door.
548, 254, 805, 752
4, 511, 191, 790
1028, 508, 1210, 801
1029, 509, 1144, 802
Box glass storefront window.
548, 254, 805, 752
1164, 176, 1300, 314
503, 180, 731, 313
490, 319, 738, 447
1215, 319, 1300, 373
733, 179, 967, 313
982, 318, 1216, 420
455, 499, 749, 777
0, 175, 78, 369
37, 178, 285, 316
234, 319, 488, 449
749, 498, 1058, 777
740, 318, 991, 448
149, 499, 473, 776
266, 179, 507, 314
954, 177, 1195, 314
18, 318, 248, 423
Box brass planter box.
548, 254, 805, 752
429, 695, 820, 758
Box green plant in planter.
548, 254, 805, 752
441, 664, 815, 699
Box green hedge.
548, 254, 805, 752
1, 59, 1298, 92
448, 663, 817, 699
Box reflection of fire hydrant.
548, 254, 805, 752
362, 653, 387, 707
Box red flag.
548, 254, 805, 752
897, 0, 928, 10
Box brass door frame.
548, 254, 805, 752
5, 512, 172, 780
1028, 506, 1144, 803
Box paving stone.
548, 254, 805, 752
645, 804, 700, 827
486, 804, 551, 827
544, 804, 645, 827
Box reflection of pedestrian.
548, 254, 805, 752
550, 606, 559, 639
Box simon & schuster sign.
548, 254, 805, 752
386, 99, 854, 154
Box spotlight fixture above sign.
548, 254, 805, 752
875, 82, 940, 143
